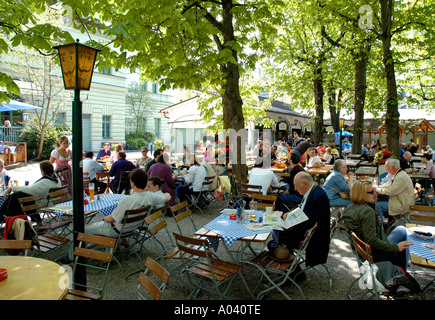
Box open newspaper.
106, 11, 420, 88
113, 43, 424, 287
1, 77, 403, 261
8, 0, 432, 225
264, 207, 308, 230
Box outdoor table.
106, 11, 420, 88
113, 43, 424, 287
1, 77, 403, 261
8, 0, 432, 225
412, 162, 426, 169
355, 166, 377, 177
195, 211, 272, 263
411, 156, 422, 162
270, 166, 286, 173
347, 154, 362, 160
0, 256, 69, 300
414, 153, 424, 157
359, 160, 374, 166
406, 223, 435, 290
52, 193, 126, 218
345, 159, 360, 172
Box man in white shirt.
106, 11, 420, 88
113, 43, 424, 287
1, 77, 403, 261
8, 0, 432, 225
86, 168, 171, 238
82, 151, 107, 194
248, 161, 282, 195
307, 148, 325, 168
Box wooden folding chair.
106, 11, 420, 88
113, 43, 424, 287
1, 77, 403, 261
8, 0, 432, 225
169, 201, 198, 237
19, 194, 72, 235
186, 176, 214, 215
111, 205, 151, 279
173, 232, 253, 299
66, 233, 116, 300
0, 239, 31, 255
248, 223, 318, 300
83, 172, 90, 190
116, 171, 132, 194
137, 257, 171, 300
249, 193, 277, 210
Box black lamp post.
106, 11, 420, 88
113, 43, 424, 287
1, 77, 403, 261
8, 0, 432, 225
53, 40, 100, 288
339, 118, 345, 159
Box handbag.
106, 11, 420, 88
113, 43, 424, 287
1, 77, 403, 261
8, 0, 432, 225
326, 186, 350, 199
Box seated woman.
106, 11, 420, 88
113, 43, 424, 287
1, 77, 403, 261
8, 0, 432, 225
177, 155, 207, 204
147, 154, 176, 206
322, 159, 353, 207
322, 147, 334, 164
342, 180, 413, 271
0, 160, 61, 222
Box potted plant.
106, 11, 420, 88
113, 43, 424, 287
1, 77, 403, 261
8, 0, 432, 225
373, 150, 391, 165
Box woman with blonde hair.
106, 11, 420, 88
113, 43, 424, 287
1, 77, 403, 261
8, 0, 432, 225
49, 135, 73, 195
342, 180, 413, 270
110, 144, 123, 163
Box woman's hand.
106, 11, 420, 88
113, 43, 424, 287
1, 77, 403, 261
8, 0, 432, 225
398, 240, 413, 252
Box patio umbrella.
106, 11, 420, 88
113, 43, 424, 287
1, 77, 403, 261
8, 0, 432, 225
0, 99, 42, 112
334, 131, 353, 137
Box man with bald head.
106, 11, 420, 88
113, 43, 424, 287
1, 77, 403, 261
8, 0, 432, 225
270, 171, 331, 279
399, 151, 412, 174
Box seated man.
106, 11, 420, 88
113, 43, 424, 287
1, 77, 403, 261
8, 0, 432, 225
375, 158, 415, 222
109, 151, 137, 194
85, 168, 171, 244
270, 172, 331, 278
96, 142, 111, 163
307, 148, 325, 168
248, 161, 282, 195
399, 151, 412, 174
145, 148, 163, 172
275, 153, 305, 211
82, 151, 107, 194
136, 146, 152, 167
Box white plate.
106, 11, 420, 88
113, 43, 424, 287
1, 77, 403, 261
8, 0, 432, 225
409, 226, 435, 240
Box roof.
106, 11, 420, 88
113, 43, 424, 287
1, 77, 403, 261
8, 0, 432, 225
259, 97, 310, 118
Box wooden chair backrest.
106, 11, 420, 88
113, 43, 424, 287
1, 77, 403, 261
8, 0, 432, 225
409, 204, 435, 213
119, 171, 131, 181
0, 239, 31, 250
241, 183, 262, 195
352, 232, 374, 264
83, 172, 90, 188
137, 257, 170, 300
74, 232, 116, 263
173, 232, 208, 258
144, 210, 167, 236
409, 213, 435, 223
250, 193, 277, 209
170, 201, 189, 215
18, 194, 46, 213
123, 205, 151, 225
48, 186, 71, 205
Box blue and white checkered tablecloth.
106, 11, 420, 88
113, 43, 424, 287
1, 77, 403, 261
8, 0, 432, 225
55, 193, 126, 217
204, 213, 272, 249
408, 233, 435, 263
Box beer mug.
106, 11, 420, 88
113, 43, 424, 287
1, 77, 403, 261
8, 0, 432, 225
89, 183, 95, 201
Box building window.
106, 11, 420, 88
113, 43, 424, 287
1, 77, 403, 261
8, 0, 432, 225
102, 115, 111, 138
54, 112, 66, 125
152, 83, 158, 94
154, 118, 161, 138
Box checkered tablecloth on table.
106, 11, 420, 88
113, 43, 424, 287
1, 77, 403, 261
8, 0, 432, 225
408, 232, 435, 262
55, 193, 126, 217
203, 213, 272, 249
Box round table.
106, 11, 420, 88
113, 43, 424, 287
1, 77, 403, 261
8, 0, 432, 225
0, 256, 69, 300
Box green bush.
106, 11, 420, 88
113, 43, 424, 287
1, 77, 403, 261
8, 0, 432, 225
20, 117, 71, 160
125, 131, 155, 150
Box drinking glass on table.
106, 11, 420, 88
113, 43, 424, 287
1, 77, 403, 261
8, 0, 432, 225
89, 183, 95, 201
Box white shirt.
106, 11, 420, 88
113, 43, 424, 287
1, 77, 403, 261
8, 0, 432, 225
300, 184, 315, 211
308, 156, 322, 167
248, 168, 281, 195
83, 157, 106, 180
12, 177, 61, 199
184, 165, 208, 192
111, 191, 166, 233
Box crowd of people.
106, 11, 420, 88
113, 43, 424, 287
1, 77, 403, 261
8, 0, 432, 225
2, 131, 435, 279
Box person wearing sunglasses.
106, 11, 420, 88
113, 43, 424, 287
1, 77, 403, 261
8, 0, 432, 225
342, 180, 413, 271
136, 147, 152, 167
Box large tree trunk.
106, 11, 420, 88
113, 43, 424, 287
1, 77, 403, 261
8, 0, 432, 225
313, 67, 324, 146
221, 0, 246, 193
380, 0, 400, 158
352, 45, 370, 155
